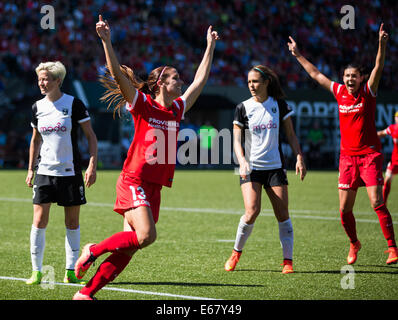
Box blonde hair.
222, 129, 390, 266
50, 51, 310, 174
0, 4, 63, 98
35, 61, 66, 87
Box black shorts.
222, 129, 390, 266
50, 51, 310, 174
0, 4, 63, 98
32, 173, 86, 206
239, 168, 288, 188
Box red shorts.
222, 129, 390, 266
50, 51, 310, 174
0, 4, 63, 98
338, 152, 384, 190
114, 172, 162, 223
386, 161, 398, 176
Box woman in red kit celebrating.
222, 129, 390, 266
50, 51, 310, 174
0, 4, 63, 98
288, 23, 397, 265
72, 15, 219, 300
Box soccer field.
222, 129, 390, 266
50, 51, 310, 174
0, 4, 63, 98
0, 169, 397, 301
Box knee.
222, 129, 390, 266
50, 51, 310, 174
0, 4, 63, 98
32, 213, 48, 229
65, 217, 79, 229
339, 208, 351, 215
244, 207, 260, 224
275, 210, 289, 223
137, 229, 157, 248
371, 199, 384, 209
33, 218, 48, 229
369, 191, 384, 209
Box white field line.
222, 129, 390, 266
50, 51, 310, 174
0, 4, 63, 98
1, 197, 397, 224
0, 276, 220, 300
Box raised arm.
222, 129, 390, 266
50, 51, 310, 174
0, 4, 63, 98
96, 15, 136, 104
182, 26, 219, 112
368, 23, 388, 95
287, 36, 332, 91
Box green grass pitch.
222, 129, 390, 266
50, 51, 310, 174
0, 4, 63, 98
0, 169, 397, 300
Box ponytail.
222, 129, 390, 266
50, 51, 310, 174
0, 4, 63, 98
99, 65, 171, 118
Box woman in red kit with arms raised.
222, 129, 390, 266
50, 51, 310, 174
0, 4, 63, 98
288, 23, 397, 265
73, 15, 219, 300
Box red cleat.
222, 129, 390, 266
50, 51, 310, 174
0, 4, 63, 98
282, 259, 294, 274
75, 243, 96, 279
385, 247, 398, 265
224, 250, 242, 271
72, 291, 97, 300
347, 240, 361, 265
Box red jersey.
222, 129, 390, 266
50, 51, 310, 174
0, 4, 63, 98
331, 81, 381, 156
386, 123, 398, 164
123, 89, 186, 187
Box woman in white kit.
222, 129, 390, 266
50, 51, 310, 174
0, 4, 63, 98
224, 65, 306, 274
25, 61, 98, 284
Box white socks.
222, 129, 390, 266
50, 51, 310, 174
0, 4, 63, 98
29, 225, 46, 272
29, 225, 81, 271
278, 218, 294, 260
232, 216, 294, 260
233, 216, 254, 252
65, 227, 80, 270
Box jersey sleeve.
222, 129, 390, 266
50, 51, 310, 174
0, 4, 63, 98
386, 124, 394, 136
278, 99, 294, 121
365, 81, 377, 98
173, 96, 186, 120
331, 81, 343, 98
125, 89, 147, 115
233, 103, 246, 128
72, 98, 90, 123
31, 102, 38, 128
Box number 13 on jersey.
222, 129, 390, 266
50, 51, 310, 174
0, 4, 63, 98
129, 185, 150, 207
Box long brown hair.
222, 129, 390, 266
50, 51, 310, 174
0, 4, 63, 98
99, 65, 172, 117
251, 65, 286, 100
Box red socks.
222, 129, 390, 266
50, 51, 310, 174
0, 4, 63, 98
383, 180, 391, 204
79, 231, 141, 298
374, 204, 396, 247
340, 206, 396, 247
80, 231, 140, 296
80, 251, 132, 297
340, 210, 358, 243
90, 231, 140, 257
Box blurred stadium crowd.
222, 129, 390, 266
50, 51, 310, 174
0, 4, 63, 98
0, 0, 397, 168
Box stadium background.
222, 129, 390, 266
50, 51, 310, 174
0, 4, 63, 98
0, 0, 397, 171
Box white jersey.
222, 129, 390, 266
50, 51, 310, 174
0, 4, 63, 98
233, 96, 294, 170
31, 93, 90, 176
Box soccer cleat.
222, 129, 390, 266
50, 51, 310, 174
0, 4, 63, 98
75, 243, 96, 279
64, 269, 87, 284
25, 271, 42, 285
347, 240, 361, 265
224, 250, 242, 271
72, 291, 97, 300
282, 259, 294, 274
385, 247, 398, 265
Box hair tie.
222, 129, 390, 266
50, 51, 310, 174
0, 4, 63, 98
157, 66, 167, 82
254, 67, 269, 80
